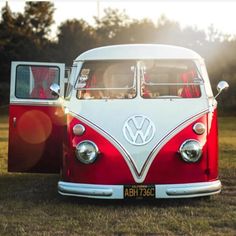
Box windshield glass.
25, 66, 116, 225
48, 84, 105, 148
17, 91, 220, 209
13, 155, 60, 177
76, 60, 136, 99
76, 60, 202, 100
140, 60, 202, 98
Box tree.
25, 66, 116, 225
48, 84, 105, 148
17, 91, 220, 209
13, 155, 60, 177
57, 19, 96, 65
0, 1, 55, 61
0, 2, 19, 83
94, 8, 130, 45
119, 19, 157, 44
0, 2, 15, 36
23, 1, 55, 46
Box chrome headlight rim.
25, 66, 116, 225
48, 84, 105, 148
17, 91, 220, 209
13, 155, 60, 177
179, 139, 202, 163
75, 140, 99, 164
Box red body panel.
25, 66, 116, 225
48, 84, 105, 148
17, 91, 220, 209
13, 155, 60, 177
63, 111, 219, 185
8, 104, 65, 173
62, 116, 134, 184
146, 115, 208, 184
206, 109, 219, 180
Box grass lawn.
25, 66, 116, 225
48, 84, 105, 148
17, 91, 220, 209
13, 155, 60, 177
0, 114, 235, 235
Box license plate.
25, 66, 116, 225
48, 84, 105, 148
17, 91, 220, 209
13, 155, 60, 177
124, 185, 155, 199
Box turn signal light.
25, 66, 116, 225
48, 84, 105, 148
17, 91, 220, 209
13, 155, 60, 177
73, 124, 85, 136
193, 122, 206, 135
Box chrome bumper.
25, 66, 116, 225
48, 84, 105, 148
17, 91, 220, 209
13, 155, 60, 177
58, 180, 221, 199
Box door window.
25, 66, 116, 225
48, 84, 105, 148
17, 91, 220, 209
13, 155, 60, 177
15, 65, 60, 99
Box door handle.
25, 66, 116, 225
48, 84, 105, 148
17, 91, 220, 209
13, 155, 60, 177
13, 117, 16, 127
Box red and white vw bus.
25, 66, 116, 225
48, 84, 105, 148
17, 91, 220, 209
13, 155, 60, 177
8, 44, 229, 199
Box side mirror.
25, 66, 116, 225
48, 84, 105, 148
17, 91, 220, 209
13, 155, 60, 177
50, 83, 60, 97
49, 83, 69, 114
215, 81, 229, 99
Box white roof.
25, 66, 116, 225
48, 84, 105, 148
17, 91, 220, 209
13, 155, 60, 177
75, 44, 202, 61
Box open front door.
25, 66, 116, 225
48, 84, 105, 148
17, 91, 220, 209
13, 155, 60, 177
8, 62, 65, 173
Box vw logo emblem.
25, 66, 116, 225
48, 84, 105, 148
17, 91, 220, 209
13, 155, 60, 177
123, 115, 156, 146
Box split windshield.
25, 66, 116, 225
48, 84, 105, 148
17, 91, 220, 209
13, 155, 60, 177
76, 60, 202, 99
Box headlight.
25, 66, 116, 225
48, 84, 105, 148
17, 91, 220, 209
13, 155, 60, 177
75, 141, 99, 164
179, 139, 202, 163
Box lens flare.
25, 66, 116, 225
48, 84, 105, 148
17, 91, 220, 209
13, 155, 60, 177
17, 110, 52, 144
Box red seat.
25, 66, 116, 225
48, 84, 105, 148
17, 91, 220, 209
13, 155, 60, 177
181, 70, 200, 98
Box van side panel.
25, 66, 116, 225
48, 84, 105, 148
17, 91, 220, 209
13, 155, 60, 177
206, 109, 219, 180
8, 104, 65, 173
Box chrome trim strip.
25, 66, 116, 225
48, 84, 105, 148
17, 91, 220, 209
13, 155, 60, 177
58, 180, 221, 199
10, 100, 62, 106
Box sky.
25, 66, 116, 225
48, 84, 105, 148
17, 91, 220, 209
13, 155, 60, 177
1, 0, 236, 38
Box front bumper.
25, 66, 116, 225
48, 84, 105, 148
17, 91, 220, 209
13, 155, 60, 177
58, 180, 221, 199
